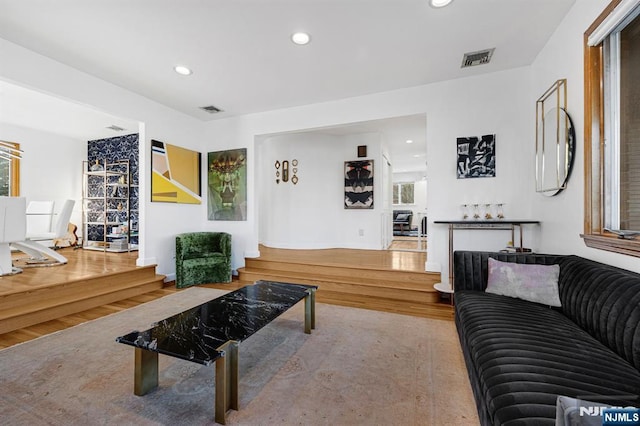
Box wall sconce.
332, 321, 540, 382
275, 159, 299, 184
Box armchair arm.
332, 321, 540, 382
215, 232, 232, 258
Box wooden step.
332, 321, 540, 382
0, 266, 165, 334
243, 258, 439, 288
238, 246, 449, 321
238, 267, 440, 303
316, 290, 453, 321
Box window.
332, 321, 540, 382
0, 141, 20, 197
604, 7, 640, 231
393, 182, 414, 205
584, 0, 640, 256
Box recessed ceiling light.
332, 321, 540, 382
291, 32, 311, 45
406, 139, 413, 144
430, 0, 453, 8
174, 65, 193, 76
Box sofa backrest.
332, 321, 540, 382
558, 255, 640, 372
453, 250, 564, 292
176, 232, 231, 259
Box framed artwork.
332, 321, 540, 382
344, 160, 374, 209
208, 148, 247, 221
151, 140, 201, 204
357, 145, 367, 158
457, 134, 496, 179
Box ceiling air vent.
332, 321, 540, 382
106, 125, 126, 131
461, 48, 495, 68
200, 105, 223, 114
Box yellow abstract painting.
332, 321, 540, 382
151, 140, 201, 204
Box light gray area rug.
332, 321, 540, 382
0, 287, 478, 425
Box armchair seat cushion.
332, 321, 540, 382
175, 232, 232, 288
182, 253, 228, 268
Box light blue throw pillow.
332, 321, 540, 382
486, 258, 561, 307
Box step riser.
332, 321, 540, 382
238, 270, 440, 303
241, 268, 440, 289
0, 266, 157, 311
244, 259, 438, 287
316, 293, 453, 321
0, 278, 164, 334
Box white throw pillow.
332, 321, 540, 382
486, 258, 561, 307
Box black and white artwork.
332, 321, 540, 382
457, 134, 496, 179
344, 160, 374, 209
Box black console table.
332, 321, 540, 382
433, 220, 541, 298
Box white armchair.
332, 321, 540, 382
0, 197, 26, 275
13, 199, 75, 266
25, 200, 55, 239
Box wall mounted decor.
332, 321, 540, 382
456, 134, 496, 179
151, 140, 202, 204
208, 148, 247, 221
291, 159, 299, 184
344, 160, 374, 209
274, 159, 299, 184
535, 79, 575, 196
357, 145, 367, 158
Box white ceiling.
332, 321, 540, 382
0, 0, 576, 171
0, 80, 139, 141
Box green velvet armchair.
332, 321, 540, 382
175, 232, 232, 288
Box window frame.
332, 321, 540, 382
0, 141, 21, 197
392, 182, 415, 206
582, 0, 640, 257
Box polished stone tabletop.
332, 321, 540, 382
116, 280, 317, 365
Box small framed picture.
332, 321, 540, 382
357, 145, 367, 158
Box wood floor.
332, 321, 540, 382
388, 236, 427, 251
0, 245, 450, 350
1, 248, 141, 294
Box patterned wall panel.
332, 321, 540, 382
87, 134, 139, 243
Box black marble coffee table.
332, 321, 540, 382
116, 280, 317, 424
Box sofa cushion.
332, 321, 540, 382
486, 258, 561, 307
456, 290, 640, 425
394, 213, 410, 222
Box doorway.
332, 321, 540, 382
256, 113, 427, 251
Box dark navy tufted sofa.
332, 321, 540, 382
453, 251, 640, 425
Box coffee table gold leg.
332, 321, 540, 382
134, 348, 158, 396
310, 288, 316, 330
215, 341, 239, 425
304, 288, 316, 334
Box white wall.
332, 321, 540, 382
258, 131, 384, 249
0, 122, 85, 229
530, 0, 640, 274
0, 38, 206, 279
205, 66, 534, 279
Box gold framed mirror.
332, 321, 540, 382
535, 79, 576, 196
